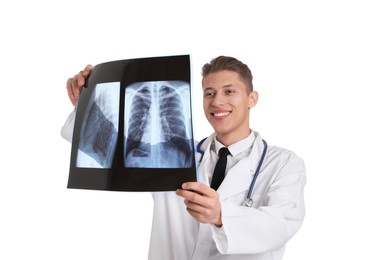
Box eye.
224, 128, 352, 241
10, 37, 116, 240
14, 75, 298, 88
204, 91, 215, 97
225, 89, 235, 95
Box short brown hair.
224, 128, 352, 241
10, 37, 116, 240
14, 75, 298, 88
201, 56, 253, 92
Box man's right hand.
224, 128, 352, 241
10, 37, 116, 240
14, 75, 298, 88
66, 64, 93, 107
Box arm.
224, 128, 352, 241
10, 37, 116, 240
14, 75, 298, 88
176, 151, 306, 255
214, 152, 306, 254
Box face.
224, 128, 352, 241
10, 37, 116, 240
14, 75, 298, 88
202, 70, 258, 145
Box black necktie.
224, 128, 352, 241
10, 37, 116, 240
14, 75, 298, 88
210, 147, 230, 190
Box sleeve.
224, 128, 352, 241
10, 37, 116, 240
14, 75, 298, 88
60, 110, 76, 142
211, 151, 306, 254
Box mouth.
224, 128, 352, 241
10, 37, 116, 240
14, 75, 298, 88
212, 111, 231, 118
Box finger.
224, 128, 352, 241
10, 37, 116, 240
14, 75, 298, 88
184, 199, 210, 215
176, 188, 201, 201
177, 189, 214, 209
185, 207, 209, 224
181, 182, 215, 197
185, 201, 220, 225
77, 70, 86, 88
82, 64, 93, 77
177, 189, 205, 205
66, 77, 77, 106
67, 73, 83, 104
70, 74, 81, 100
77, 64, 93, 89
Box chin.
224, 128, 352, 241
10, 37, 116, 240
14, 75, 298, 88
213, 126, 231, 136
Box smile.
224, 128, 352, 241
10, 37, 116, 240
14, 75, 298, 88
212, 112, 231, 117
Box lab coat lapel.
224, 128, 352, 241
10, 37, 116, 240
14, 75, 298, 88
216, 157, 254, 200
197, 135, 214, 185
197, 132, 265, 201
217, 134, 264, 200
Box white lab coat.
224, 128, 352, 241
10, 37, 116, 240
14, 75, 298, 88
61, 111, 306, 260
149, 133, 306, 260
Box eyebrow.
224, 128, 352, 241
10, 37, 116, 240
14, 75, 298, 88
203, 84, 234, 92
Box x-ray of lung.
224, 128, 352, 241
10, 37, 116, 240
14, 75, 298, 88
124, 81, 192, 168
76, 82, 120, 168
68, 55, 197, 191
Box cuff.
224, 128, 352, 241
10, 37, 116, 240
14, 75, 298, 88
210, 221, 228, 254
60, 109, 76, 142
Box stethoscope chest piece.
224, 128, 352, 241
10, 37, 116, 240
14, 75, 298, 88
244, 198, 253, 207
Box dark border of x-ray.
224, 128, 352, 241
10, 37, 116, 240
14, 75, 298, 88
67, 55, 197, 191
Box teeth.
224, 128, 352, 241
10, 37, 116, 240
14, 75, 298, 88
214, 112, 230, 117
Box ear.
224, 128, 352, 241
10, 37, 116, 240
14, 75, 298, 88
248, 91, 259, 109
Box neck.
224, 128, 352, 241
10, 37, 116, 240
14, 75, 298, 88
216, 129, 251, 146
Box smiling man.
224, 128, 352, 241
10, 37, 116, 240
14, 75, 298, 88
202, 69, 258, 146
63, 56, 306, 260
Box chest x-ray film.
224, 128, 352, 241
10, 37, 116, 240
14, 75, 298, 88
67, 55, 197, 191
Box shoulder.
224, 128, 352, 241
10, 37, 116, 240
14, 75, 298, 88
267, 144, 304, 163
265, 144, 306, 178
253, 132, 304, 166
196, 132, 217, 152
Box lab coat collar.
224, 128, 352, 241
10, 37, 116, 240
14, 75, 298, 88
198, 131, 265, 200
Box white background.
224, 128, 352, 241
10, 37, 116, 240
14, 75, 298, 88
1, 0, 389, 259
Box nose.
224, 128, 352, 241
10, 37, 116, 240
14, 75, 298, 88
211, 91, 226, 106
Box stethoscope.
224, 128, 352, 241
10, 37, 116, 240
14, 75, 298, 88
196, 138, 268, 207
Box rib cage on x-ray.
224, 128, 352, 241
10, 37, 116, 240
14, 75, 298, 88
77, 82, 120, 168
125, 87, 152, 156
124, 81, 192, 168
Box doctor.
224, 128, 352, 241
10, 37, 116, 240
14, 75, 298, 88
63, 56, 306, 260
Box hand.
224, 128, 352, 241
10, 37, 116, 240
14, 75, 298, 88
176, 182, 223, 227
66, 64, 93, 106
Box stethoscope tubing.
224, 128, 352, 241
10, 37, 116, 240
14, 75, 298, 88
197, 138, 268, 207
245, 139, 267, 207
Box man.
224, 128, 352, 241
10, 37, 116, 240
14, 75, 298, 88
62, 56, 306, 260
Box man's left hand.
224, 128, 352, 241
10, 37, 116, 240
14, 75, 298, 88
176, 182, 222, 227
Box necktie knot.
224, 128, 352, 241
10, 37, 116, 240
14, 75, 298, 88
218, 147, 230, 157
